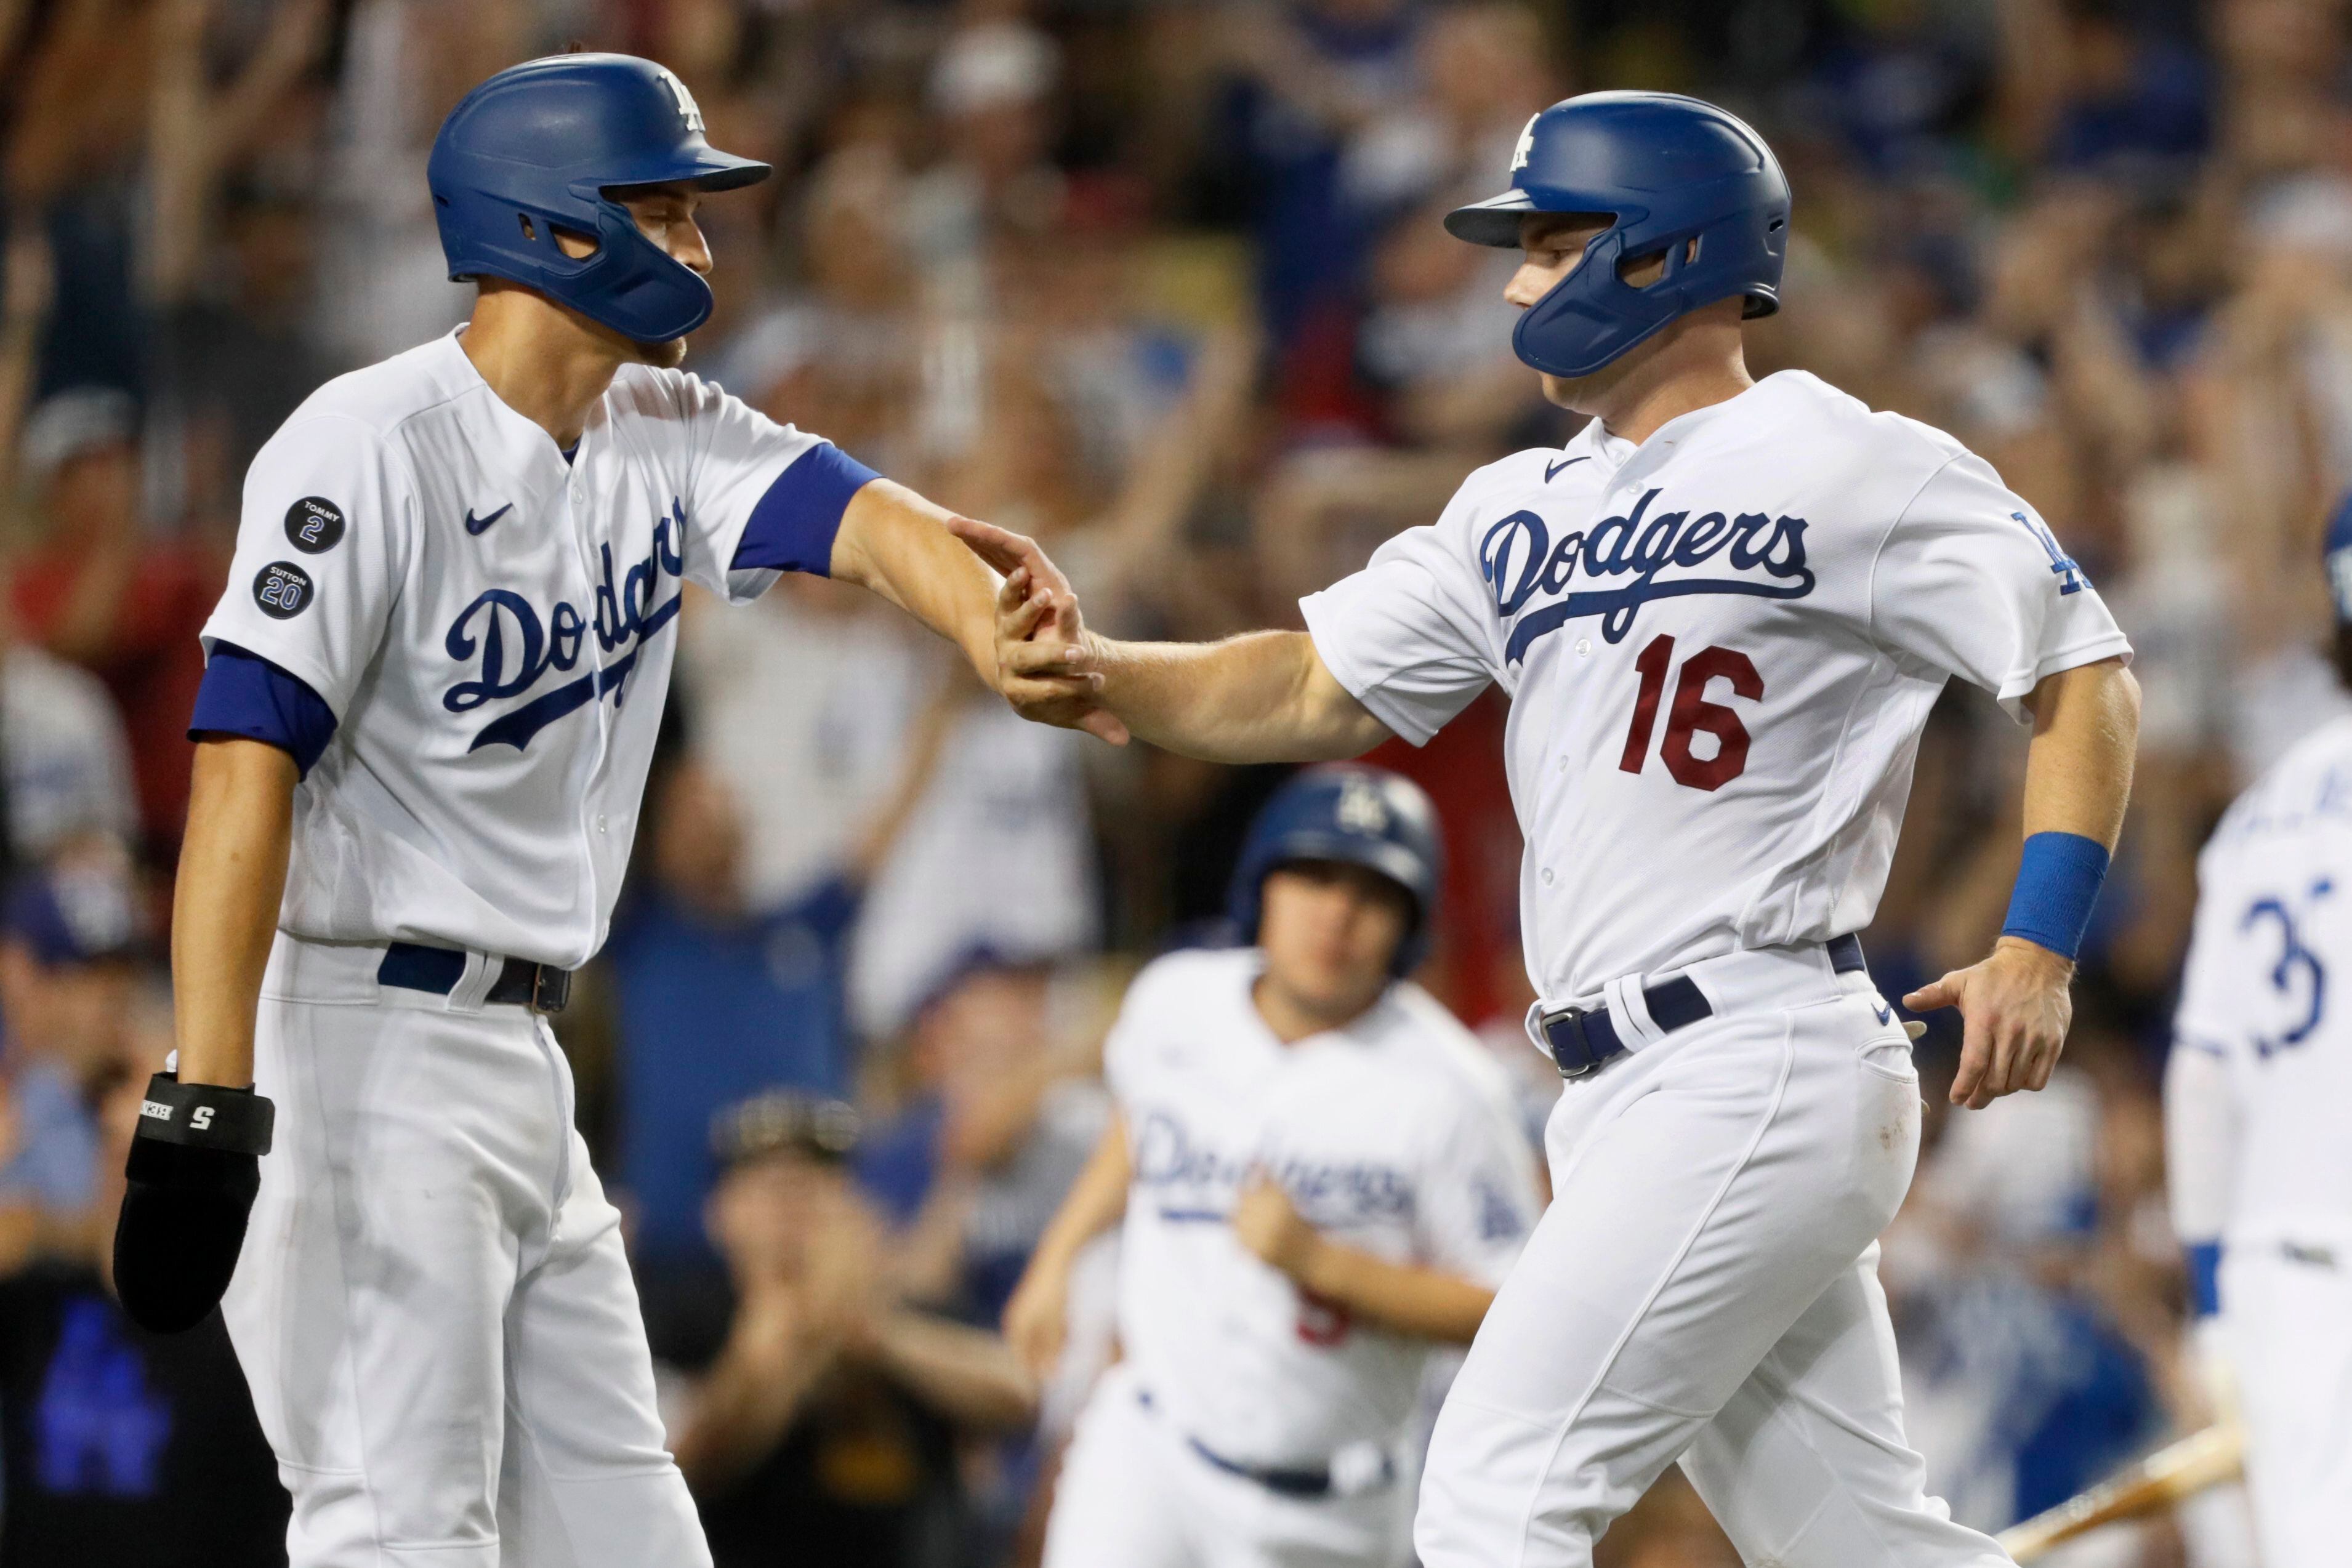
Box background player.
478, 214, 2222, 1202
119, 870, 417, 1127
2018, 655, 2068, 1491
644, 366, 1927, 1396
2164, 499, 2352, 1568
1004, 765, 1539, 1568
961, 92, 2141, 1565
107, 54, 1084, 1567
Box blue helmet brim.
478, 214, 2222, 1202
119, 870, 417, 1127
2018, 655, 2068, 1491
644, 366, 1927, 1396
1444, 190, 1537, 247
592, 147, 773, 195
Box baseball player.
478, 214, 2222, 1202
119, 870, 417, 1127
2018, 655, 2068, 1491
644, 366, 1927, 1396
105, 55, 1092, 1567
1004, 765, 1540, 1567
962, 92, 2142, 1565
2164, 500, 2352, 1568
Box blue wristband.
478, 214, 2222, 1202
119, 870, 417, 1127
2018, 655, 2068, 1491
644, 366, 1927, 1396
2185, 1240, 2222, 1317
2000, 830, 2111, 960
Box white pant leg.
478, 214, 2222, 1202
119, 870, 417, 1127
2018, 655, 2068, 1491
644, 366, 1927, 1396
225, 993, 701, 1568
1042, 1368, 1199, 1568
2225, 1246, 2352, 1568
1416, 991, 1976, 1568
1681, 1245, 2006, 1566
497, 1117, 707, 1568
228, 997, 552, 1564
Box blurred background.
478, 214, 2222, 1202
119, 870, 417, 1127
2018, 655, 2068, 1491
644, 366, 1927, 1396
0, 0, 2327, 1562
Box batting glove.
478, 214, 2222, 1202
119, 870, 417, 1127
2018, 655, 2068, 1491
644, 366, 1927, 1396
113, 1072, 275, 1333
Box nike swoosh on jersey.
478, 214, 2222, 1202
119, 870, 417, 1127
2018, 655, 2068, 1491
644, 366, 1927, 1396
1872, 1001, 1894, 1025
1545, 456, 1590, 482
463, 503, 513, 536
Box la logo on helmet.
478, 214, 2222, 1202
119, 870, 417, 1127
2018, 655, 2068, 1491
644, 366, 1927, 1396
1510, 115, 1539, 172
1336, 776, 1393, 836
657, 66, 705, 133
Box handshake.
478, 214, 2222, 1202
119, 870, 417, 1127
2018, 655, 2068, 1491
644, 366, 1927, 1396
946, 517, 1390, 766
950, 518, 1132, 747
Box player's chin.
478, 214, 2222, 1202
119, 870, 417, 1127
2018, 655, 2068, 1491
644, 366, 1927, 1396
1537, 369, 1591, 409
632, 336, 692, 369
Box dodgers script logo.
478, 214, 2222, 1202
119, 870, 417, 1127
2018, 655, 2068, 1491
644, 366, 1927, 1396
1268, 1152, 1417, 1228
441, 500, 687, 752
1481, 486, 1816, 662
1131, 1108, 1250, 1223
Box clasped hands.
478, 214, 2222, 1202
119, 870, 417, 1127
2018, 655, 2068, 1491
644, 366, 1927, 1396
951, 517, 1128, 744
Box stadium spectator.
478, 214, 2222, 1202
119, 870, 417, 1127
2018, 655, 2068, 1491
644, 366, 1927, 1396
9, 391, 219, 859
653, 1090, 1036, 1568
0, 622, 140, 870
0, 858, 143, 1264
0, 1069, 288, 1565
609, 673, 960, 1266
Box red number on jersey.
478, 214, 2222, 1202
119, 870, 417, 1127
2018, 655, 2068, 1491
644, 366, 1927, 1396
1618, 637, 1764, 792
1295, 1288, 1354, 1347
1618, 633, 1675, 773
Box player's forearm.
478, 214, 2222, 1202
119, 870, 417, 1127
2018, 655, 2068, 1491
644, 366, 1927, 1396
863, 1309, 1039, 1429
1028, 1116, 1132, 1278
172, 739, 297, 1088
1290, 1241, 1496, 1345
829, 480, 1000, 681
1092, 630, 1390, 764
2020, 657, 2140, 850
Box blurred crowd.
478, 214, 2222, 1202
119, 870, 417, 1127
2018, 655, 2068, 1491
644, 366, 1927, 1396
0, 0, 2338, 1561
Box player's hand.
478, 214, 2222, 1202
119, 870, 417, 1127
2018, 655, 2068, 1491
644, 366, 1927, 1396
1904, 937, 2074, 1109
1231, 1176, 1321, 1282
948, 517, 1130, 746
112, 1072, 275, 1333
1001, 1256, 1071, 1378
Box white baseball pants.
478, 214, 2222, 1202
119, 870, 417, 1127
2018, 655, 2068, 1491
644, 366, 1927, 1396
2224, 1240, 2352, 1568
1417, 943, 2008, 1567
222, 936, 708, 1568
1041, 1364, 1409, 1568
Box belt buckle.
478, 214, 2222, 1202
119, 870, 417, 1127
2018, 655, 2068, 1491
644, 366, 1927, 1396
531, 965, 572, 1015
1544, 1005, 1599, 1079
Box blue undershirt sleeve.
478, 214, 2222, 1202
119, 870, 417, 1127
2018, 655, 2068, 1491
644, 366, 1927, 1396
2185, 1240, 2222, 1317
729, 443, 880, 577
188, 641, 340, 778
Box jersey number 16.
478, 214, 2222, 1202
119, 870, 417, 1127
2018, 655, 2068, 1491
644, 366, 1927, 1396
1617, 635, 1763, 792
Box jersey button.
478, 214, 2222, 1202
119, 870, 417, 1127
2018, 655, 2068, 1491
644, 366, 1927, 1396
595, 814, 608, 834
1542, 867, 1555, 885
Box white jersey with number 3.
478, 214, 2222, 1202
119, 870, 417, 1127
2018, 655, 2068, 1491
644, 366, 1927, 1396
1105, 948, 1539, 1469
2172, 715, 2352, 1244
1300, 370, 2131, 1007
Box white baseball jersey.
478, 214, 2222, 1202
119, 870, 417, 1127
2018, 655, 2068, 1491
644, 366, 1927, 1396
1104, 947, 1538, 1468
1300, 369, 2131, 1006
201, 329, 853, 968
2170, 714, 2352, 1248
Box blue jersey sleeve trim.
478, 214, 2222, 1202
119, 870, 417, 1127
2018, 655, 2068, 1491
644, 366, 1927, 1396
730, 443, 880, 579
2185, 1240, 2222, 1317
189, 641, 340, 778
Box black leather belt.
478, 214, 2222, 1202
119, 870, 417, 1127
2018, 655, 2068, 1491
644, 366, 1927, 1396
1136, 1388, 1391, 1499
1540, 934, 1866, 1079
377, 941, 573, 1014
1185, 1435, 1390, 1499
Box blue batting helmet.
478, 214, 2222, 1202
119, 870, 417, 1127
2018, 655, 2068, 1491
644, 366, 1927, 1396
428, 54, 771, 344
1445, 92, 1790, 380
1228, 765, 1443, 977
